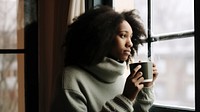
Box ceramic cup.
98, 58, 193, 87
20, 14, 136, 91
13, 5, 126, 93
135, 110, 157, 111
129, 62, 153, 82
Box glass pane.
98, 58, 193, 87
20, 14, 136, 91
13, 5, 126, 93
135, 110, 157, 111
134, 37, 195, 109
133, 43, 148, 62
0, 0, 24, 49
152, 37, 195, 109
135, 0, 194, 35
134, 0, 148, 32
113, 0, 134, 12
0, 54, 24, 112
152, 0, 194, 35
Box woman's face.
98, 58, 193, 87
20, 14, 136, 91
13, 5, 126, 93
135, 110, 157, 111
109, 20, 133, 62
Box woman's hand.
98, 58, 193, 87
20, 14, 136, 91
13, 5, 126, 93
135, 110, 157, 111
122, 65, 144, 101
144, 63, 158, 87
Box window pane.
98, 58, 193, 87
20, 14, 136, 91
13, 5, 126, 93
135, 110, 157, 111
134, 44, 148, 62
135, 0, 194, 35
152, 37, 195, 109
0, 0, 24, 49
0, 54, 17, 111
0, 54, 24, 112
134, 0, 148, 31
134, 37, 195, 109
0, 0, 25, 112
152, 0, 194, 35
113, 0, 134, 12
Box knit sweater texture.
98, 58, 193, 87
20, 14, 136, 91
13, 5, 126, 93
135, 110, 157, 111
63, 57, 154, 112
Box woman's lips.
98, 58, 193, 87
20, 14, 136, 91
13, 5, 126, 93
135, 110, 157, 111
124, 50, 131, 55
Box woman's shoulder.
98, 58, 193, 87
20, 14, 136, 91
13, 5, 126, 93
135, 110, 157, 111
62, 65, 94, 91
63, 65, 88, 79
64, 65, 84, 74
63, 65, 95, 83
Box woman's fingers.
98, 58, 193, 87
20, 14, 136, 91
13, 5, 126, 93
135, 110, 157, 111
137, 74, 144, 82
129, 65, 141, 79
152, 62, 159, 81
131, 72, 144, 85
123, 72, 144, 101
134, 72, 143, 80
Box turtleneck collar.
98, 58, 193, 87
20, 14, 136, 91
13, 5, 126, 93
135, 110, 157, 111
82, 57, 126, 83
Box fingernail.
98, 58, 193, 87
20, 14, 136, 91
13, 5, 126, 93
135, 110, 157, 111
138, 65, 142, 68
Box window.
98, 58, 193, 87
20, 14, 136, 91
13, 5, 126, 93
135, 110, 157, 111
0, 0, 38, 112
0, 0, 24, 112
113, 0, 195, 111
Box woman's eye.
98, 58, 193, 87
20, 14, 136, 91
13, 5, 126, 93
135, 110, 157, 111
120, 34, 126, 39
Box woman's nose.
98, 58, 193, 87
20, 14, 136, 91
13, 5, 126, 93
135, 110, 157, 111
126, 38, 133, 47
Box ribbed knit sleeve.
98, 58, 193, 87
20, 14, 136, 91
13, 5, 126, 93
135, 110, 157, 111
133, 86, 154, 112
101, 86, 154, 112
101, 95, 134, 112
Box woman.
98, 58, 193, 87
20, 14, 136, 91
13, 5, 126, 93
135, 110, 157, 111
63, 5, 158, 112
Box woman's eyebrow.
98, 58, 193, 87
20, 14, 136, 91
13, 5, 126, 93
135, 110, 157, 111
119, 29, 132, 33
119, 30, 128, 32
119, 30, 133, 36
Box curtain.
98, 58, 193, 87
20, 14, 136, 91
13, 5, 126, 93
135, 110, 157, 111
38, 0, 85, 112
50, 1, 85, 111
67, 0, 85, 24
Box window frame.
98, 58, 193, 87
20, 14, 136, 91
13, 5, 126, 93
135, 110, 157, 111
194, 0, 200, 112
88, 0, 199, 111
24, 21, 39, 112
146, 0, 195, 111
0, 0, 38, 112
24, 0, 39, 112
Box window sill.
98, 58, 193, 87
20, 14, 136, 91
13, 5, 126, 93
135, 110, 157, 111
150, 104, 195, 112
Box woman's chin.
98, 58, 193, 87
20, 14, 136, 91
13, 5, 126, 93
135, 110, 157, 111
119, 57, 128, 62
